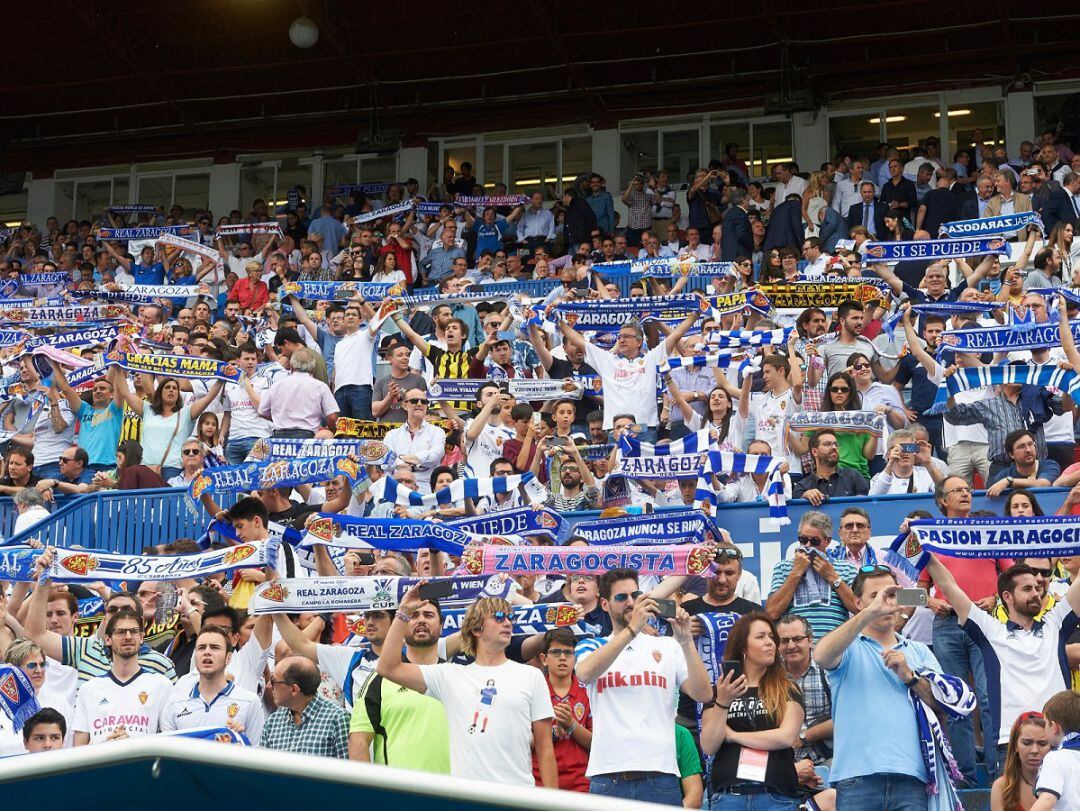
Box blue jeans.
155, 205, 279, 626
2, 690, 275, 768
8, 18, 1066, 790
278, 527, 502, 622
932, 614, 993, 782
590, 774, 682, 806
225, 437, 260, 466
710, 790, 800, 811
835, 773, 927, 811
334, 384, 373, 421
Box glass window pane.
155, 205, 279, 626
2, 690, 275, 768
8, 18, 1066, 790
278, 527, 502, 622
661, 130, 700, 186
1035, 95, 1069, 142
509, 142, 558, 200
54, 181, 76, 220
751, 122, 793, 179
324, 159, 359, 204
74, 181, 114, 222
709, 123, 750, 172
882, 106, 938, 162
946, 101, 1004, 167
275, 159, 311, 215
0, 191, 28, 225
621, 131, 658, 187
829, 114, 881, 163
113, 178, 130, 211
174, 174, 210, 215
137, 176, 173, 211
240, 165, 276, 218
562, 137, 593, 193
358, 155, 396, 184
483, 145, 504, 191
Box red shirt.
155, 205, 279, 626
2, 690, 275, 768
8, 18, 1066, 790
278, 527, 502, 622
533, 677, 591, 792
228, 277, 270, 311
379, 240, 414, 285
921, 555, 1013, 603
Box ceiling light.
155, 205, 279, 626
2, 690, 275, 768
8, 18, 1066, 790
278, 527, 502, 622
868, 116, 907, 124
934, 109, 971, 118
289, 17, 319, 48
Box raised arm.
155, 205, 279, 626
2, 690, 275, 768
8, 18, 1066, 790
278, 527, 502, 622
867, 262, 904, 298
663, 309, 700, 355
287, 294, 320, 342
814, 581, 900, 669
103, 240, 132, 272
375, 585, 429, 693
109, 364, 145, 414
389, 308, 430, 356
557, 320, 587, 353
1057, 296, 1080, 369
271, 613, 318, 661
24, 551, 65, 662
923, 553, 973, 623
187, 379, 225, 419
901, 306, 942, 375
49, 361, 85, 416
528, 322, 555, 370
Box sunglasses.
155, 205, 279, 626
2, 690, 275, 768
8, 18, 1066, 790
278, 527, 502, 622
22, 661, 47, 671
405, 398, 430, 405
1028, 567, 1053, 578
714, 548, 743, 561
611, 591, 643, 603
829, 386, 850, 393
841, 522, 870, 531
859, 564, 893, 574
491, 611, 510, 623
182, 448, 202, 456
852, 362, 870, 370
798, 535, 825, 547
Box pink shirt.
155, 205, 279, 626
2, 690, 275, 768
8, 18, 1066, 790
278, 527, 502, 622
257, 371, 338, 431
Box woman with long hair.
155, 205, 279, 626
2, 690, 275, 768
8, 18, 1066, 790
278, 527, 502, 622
801, 171, 828, 237
788, 371, 876, 480
92, 439, 167, 491
881, 210, 914, 242
701, 612, 804, 809
371, 251, 406, 285
112, 370, 223, 480
761, 247, 783, 281
666, 377, 744, 452
195, 411, 225, 464
990, 712, 1050, 811
1046, 221, 1076, 280
1004, 490, 1044, 517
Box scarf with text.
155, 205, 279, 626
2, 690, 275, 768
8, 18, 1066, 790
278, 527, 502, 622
757, 281, 890, 309
458, 543, 716, 577
279, 280, 393, 302
335, 417, 454, 439
215, 222, 283, 238
105, 351, 242, 383
249, 574, 514, 615
939, 319, 1080, 354
911, 669, 974, 811
440, 602, 593, 637
44, 540, 279, 583
246, 437, 395, 466
0, 665, 39, 732
454, 195, 528, 208
938, 211, 1043, 238
549, 294, 701, 329
107, 204, 159, 214
189, 456, 364, 499
909, 515, 1080, 558
572, 509, 723, 546
301, 514, 473, 555
96, 225, 193, 240
863, 237, 1010, 263
17, 271, 73, 287
156, 233, 223, 268
85, 284, 210, 306
0, 304, 130, 325
346, 200, 415, 226
446, 506, 567, 540
700, 290, 774, 320
327, 182, 390, 196
786, 410, 886, 437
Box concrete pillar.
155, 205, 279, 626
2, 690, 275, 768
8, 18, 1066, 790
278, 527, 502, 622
208, 161, 239, 218
1005, 90, 1035, 159
26, 175, 55, 228
791, 110, 827, 169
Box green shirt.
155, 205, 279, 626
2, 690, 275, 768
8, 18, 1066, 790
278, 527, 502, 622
351, 669, 450, 774
675, 724, 703, 779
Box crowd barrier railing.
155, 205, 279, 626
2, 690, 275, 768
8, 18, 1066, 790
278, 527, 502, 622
2, 488, 1069, 591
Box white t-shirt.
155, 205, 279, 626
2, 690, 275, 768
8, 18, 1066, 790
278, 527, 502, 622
31, 400, 76, 466
333, 327, 377, 391
1035, 745, 1080, 811
585, 342, 666, 429
465, 419, 515, 477
174, 637, 271, 701
419, 659, 554, 785
224, 377, 272, 440
160, 680, 264, 743
965, 601, 1075, 745
72, 670, 173, 744
317, 644, 375, 709
576, 633, 689, 776
747, 389, 802, 474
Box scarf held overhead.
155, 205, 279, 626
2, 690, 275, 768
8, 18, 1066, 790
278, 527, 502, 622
190, 456, 364, 499
45, 541, 279, 582
909, 515, 1080, 558
458, 543, 716, 577
863, 237, 1010, 263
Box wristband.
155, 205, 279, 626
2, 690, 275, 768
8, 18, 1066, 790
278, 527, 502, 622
717, 703, 731, 711
394, 610, 411, 623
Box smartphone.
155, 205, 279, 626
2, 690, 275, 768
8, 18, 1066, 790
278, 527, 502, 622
654, 598, 677, 619
497, 380, 510, 395
532, 412, 542, 428
417, 580, 456, 601
354, 552, 376, 566
550, 436, 567, 447
719, 661, 744, 681
900, 443, 919, 454
896, 588, 928, 607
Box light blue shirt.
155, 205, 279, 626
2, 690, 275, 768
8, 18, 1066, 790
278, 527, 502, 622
826, 633, 942, 782
517, 207, 556, 241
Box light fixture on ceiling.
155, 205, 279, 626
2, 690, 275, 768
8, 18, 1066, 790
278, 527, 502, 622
934, 109, 972, 118
868, 116, 907, 124
289, 16, 319, 48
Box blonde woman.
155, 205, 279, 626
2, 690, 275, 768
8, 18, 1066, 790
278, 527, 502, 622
801, 171, 829, 237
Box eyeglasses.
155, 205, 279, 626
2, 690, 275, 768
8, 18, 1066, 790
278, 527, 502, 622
829, 386, 850, 393
714, 548, 743, 561
778, 635, 808, 646
859, 564, 893, 574
1028, 567, 1053, 578
798, 535, 825, 547
852, 362, 870, 370
544, 647, 578, 660
22, 661, 47, 671
268, 677, 295, 688
945, 486, 973, 497
569, 575, 596, 583
110, 627, 143, 637
405, 398, 429, 405
136, 590, 157, 599
611, 591, 643, 603
182, 448, 202, 456
841, 522, 870, 531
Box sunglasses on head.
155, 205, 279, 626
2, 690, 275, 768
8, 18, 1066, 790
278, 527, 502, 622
859, 564, 892, 574
611, 590, 643, 603
714, 548, 743, 561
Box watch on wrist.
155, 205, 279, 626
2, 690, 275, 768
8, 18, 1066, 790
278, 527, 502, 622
904, 674, 920, 688
831, 578, 842, 589
1006, 476, 1014, 487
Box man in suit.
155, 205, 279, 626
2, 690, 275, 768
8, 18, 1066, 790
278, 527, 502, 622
1041, 172, 1080, 233
917, 168, 961, 237
763, 194, 805, 252
960, 175, 995, 220
984, 171, 1032, 217
720, 188, 753, 260
845, 181, 887, 238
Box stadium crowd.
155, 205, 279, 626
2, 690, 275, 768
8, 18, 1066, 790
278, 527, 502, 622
2, 133, 1080, 811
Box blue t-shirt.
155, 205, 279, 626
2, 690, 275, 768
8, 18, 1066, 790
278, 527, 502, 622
826, 634, 941, 782
474, 220, 505, 255
132, 261, 166, 286
76, 401, 124, 466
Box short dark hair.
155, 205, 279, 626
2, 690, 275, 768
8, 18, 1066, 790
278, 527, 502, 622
852, 568, 897, 597
777, 613, 813, 638
542, 626, 578, 653
22, 707, 67, 743
1004, 428, 1036, 456
809, 430, 837, 451
196, 625, 234, 653
836, 300, 863, 321
599, 568, 639, 600
224, 496, 269, 526
762, 354, 790, 376
105, 608, 143, 636
7, 447, 33, 467
283, 658, 322, 697
997, 563, 1037, 600
203, 605, 241, 633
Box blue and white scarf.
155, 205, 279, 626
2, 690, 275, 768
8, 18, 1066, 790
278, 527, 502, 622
446, 506, 567, 540
96, 225, 193, 240
786, 410, 886, 437
701, 290, 774, 320
107, 204, 159, 215
939, 319, 1080, 354
863, 237, 1010, 263
550, 295, 700, 329
214, 222, 283, 238
0, 665, 39, 732
0, 304, 130, 325
163, 726, 251, 745
44, 540, 279, 583
300, 514, 472, 555
938, 211, 1043, 238
17, 271, 73, 287
105, 352, 242, 383
703, 327, 794, 348
881, 299, 1002, 338
88, 284, 207, 304
189, 456, 365, 499
246, 437, 395, 466
926, 363, 1080, 414
572, 509, 723, 546
19, 325, 125, 353
454, 195, 528, 208
660, 352, 755, 374
370, 472, 540, 508
327, 182, 390, 196
440, 602, 593, 637
347, 200, 415, 225
909, 515, 1080, 558
279, 280, 394, 302
696, 611, 740, 688
911, 669, 974, 811
613, 451, 708, 479
415, 202, 449, 217
700, 450, 788, 523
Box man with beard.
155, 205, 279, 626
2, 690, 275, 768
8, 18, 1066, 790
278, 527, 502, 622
161, 627, 263, 742
924, 556, 1080, 776
349, 598, 449, 773
682, 544, 762, 618
72, 610, 173, 745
